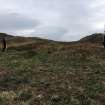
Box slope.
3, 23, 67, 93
0, 33, 104, 105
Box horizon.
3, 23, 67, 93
0, 0, 105, 41
0, 32, 104, 43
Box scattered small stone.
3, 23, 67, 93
36, 94, 43, 99
51, 94, 60, 102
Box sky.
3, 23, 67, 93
0, 0, 105, 41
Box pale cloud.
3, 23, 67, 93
32, 26, 68, 41
0, 12, 40, 35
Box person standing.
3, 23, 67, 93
103, 25, 105, 48
2, 37, 6, 52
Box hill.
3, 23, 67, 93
0, 33, 104, 105
79, 33, 103, 44
0, 33, 58, 50
0, 33, 13, 39
0, 33, 103, 48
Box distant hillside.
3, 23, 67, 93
0, 33, 60, 50
0, 33, 57, 42
0, 33, 104, 47
0, 33, 13, 39
79, 33, 103, 44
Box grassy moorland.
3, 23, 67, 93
0, 33, 105, 105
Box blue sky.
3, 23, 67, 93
0, 0, 105, 41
